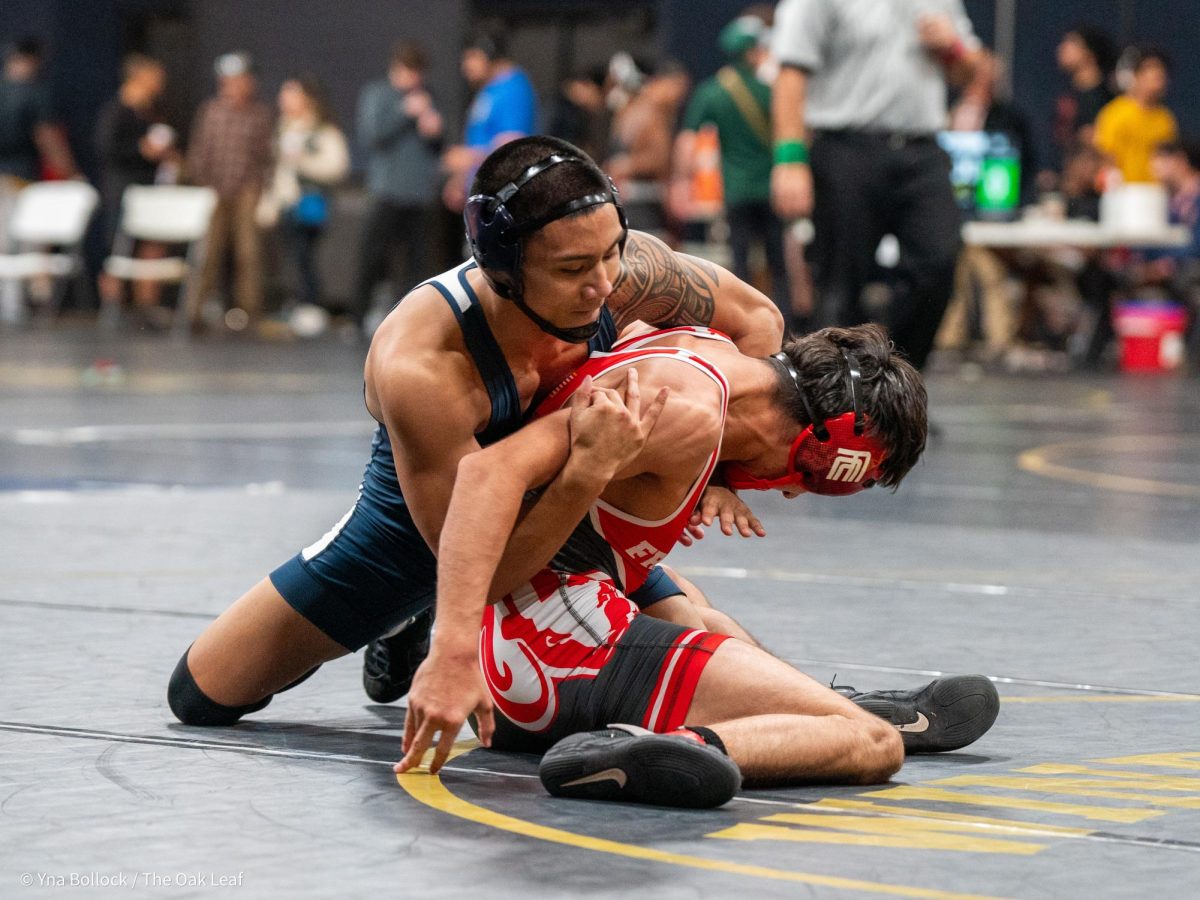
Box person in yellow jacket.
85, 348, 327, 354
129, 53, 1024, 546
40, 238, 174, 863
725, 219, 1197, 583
1094, 46, 1177, 183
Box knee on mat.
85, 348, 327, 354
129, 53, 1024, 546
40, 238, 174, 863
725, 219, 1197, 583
857, 719, 905, 784
167, 648, 270, 727
868, 724, 902, 787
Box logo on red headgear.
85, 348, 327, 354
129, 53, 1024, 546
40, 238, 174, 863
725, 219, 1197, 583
827, 448, 874, 483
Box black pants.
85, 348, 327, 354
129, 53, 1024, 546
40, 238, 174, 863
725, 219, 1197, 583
281, 216, 323, 309
351, 199, 430, 323
726, 200, 791, 327
809, 131, 962, 370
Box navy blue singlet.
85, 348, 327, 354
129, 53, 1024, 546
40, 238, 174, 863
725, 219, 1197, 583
269, 261, 618, 650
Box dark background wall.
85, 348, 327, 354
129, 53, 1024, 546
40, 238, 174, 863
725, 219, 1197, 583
3, 0, 1198, 185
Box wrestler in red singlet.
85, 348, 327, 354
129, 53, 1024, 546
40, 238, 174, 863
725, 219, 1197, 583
480, 328, 733, 742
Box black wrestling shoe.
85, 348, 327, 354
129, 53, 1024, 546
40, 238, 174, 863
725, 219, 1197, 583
539, 724, 741, 808
836, 675, 1000, 754
362, 609, 433, 703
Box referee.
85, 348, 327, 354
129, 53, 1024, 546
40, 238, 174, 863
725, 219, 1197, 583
770, 0, 981, 371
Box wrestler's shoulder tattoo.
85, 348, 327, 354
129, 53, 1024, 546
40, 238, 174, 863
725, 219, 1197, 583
609, 231, 719, 329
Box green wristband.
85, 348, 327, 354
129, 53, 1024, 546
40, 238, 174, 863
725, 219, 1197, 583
774, 140, 810, 165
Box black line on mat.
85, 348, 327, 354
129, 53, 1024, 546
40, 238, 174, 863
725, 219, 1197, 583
0, 597, 213, 620
3, 721, 1199, 855
0, 720, 538, 779
787, 658, 1200, 698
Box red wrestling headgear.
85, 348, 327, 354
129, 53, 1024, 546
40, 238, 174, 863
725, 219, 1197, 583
722, 349, 887, 496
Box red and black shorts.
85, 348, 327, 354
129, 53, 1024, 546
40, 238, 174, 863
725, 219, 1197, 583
481, 570, 730, 753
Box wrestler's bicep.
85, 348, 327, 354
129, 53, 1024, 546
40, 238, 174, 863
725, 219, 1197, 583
607, 230, 719, 330
609, 230, 782, 354
381, 376, 482, 552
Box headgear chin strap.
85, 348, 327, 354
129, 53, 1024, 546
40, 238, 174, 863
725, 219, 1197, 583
723, 349, 888, 496
463, 153, 628, 343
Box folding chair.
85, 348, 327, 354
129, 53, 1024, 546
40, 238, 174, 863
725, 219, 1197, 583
101, 185, 218, 334
0, 180, 99, 321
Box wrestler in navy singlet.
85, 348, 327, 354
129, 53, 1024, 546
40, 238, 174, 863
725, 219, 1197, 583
267, 261, 676, 652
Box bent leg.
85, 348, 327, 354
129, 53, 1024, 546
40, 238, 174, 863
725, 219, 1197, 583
657, 564, 761, 646
170, 577, 350, 724
685, 639, 903, 785
638, 594, 705, 630
637, 584, 757, 644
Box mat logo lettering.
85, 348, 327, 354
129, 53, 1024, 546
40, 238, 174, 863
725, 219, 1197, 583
828, 449, 873, 483
707, 750, 1200, 855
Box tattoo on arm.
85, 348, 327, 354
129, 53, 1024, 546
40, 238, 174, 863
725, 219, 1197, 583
609, 231, 719, 329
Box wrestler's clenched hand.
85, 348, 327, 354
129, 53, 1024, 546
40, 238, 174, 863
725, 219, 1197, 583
395, 651, 494, 775
567, 370, 670, 479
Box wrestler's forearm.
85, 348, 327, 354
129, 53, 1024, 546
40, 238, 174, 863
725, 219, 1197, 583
431, 457, 529, 659
490, 459, 612, 600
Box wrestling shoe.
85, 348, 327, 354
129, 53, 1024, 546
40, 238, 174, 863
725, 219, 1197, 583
362, 609, 433, 703
835, 675, 1000, 754
539, 724, 742, 808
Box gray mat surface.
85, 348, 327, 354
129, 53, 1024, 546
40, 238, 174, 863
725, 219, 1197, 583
2, 326, 1198, 899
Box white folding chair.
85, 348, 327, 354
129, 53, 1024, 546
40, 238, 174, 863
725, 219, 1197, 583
102, 185, 218, 334
0, 180, 99, 320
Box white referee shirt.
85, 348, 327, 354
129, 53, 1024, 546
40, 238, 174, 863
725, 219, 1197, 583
772, 0, 979, 135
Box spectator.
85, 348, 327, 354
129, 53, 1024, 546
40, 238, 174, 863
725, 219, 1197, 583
351, 41, 443, 331
95, 54, 176, 322
673, 14, 790, 324
548, 66, 607, 164
949, 48, 1037, 206
0, 38, 76, 186
442, 32, 537, 212
186, 52, 273, 332
1094, 46, 1177, 184
1148, 141, 1200, 260
1061, 143, 1105, 221
260, 75, 349, 328
1050, 26, 1116, 177
606, 56, 690, 236
1143, 140, 1200, 319
940, 49, 1038, 363
771, 0, 981, 372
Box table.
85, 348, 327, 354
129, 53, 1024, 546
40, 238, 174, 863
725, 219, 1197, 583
963, 218, 1189, 249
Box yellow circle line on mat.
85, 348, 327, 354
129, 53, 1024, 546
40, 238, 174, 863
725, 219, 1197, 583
1017, 436, 1200, 498
395, 749, 1006, 900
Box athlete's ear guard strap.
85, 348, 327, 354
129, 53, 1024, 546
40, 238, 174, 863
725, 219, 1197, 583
841, 349, 866, 436
774, 348, 867, 442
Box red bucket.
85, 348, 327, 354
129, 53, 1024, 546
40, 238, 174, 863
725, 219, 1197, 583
1112, 301, 1188, 373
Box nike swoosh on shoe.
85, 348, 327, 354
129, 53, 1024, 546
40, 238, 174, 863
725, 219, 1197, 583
562, 767, 627, 788
896, 712, 930, 733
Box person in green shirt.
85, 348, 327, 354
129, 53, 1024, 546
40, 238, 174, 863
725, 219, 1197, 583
674, 16, 791, 327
